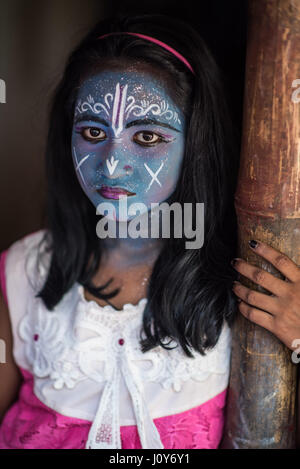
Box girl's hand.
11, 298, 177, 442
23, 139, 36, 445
231, 240, 300, 352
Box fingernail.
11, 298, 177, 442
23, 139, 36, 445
249, 239, 258, 249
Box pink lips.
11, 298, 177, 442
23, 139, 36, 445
97, 185, 136, 199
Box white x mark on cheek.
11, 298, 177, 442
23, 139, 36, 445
144, 162, 164, 192
73, 147, 91, 186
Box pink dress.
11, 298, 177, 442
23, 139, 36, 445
0, 230, 232, 449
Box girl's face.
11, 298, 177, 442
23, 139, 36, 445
71, 69, 186, 220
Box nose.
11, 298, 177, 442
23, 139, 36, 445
100, 155, 134, 180
97, 138, 135, 181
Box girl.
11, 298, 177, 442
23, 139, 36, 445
1, 13, 298, 450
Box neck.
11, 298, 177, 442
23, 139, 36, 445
101, 236, 162, 270
98, 206, 165, 269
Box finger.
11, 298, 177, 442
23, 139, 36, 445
248, 240, 300, 283
232, 258, 288, 296
232, 281, 281, 316
238, 300, 275, 332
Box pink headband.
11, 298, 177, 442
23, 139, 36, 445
97, 32, 195, 75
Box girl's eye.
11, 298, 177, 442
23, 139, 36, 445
133, 131, 163, 146
81, 127, 106, 142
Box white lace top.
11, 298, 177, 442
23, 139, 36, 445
4, 230, 232, 449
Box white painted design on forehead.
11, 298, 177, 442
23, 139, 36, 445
125, 98, 181, 125
75, 82, 182, 133
77, 93, 112, 116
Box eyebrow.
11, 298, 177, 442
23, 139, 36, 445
74, 114, 181, 132
74, 115, 109, 126
126, 118, 181, 132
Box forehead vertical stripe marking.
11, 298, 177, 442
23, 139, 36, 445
111, 82, 120, 134
112, 83, 128, 138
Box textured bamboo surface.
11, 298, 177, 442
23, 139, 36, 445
221, 0, 300, 449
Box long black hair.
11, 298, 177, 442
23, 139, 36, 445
36, 13, 240, 358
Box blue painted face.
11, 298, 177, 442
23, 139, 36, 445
71, 70, 186, 220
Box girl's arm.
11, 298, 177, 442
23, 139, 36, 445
0, 288, 23, 423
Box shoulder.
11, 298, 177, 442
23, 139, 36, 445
4, 229, 51, 295
3, 229, 52, 335
1, 229, 51, 371
5, 229, 49, 265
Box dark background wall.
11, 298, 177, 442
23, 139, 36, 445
0, 0, 247, 251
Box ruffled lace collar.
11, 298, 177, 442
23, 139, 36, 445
76, 283, 148, 315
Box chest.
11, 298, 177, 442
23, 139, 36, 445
83, 263, 151, 310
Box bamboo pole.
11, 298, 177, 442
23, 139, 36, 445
221, 0, 300, 449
